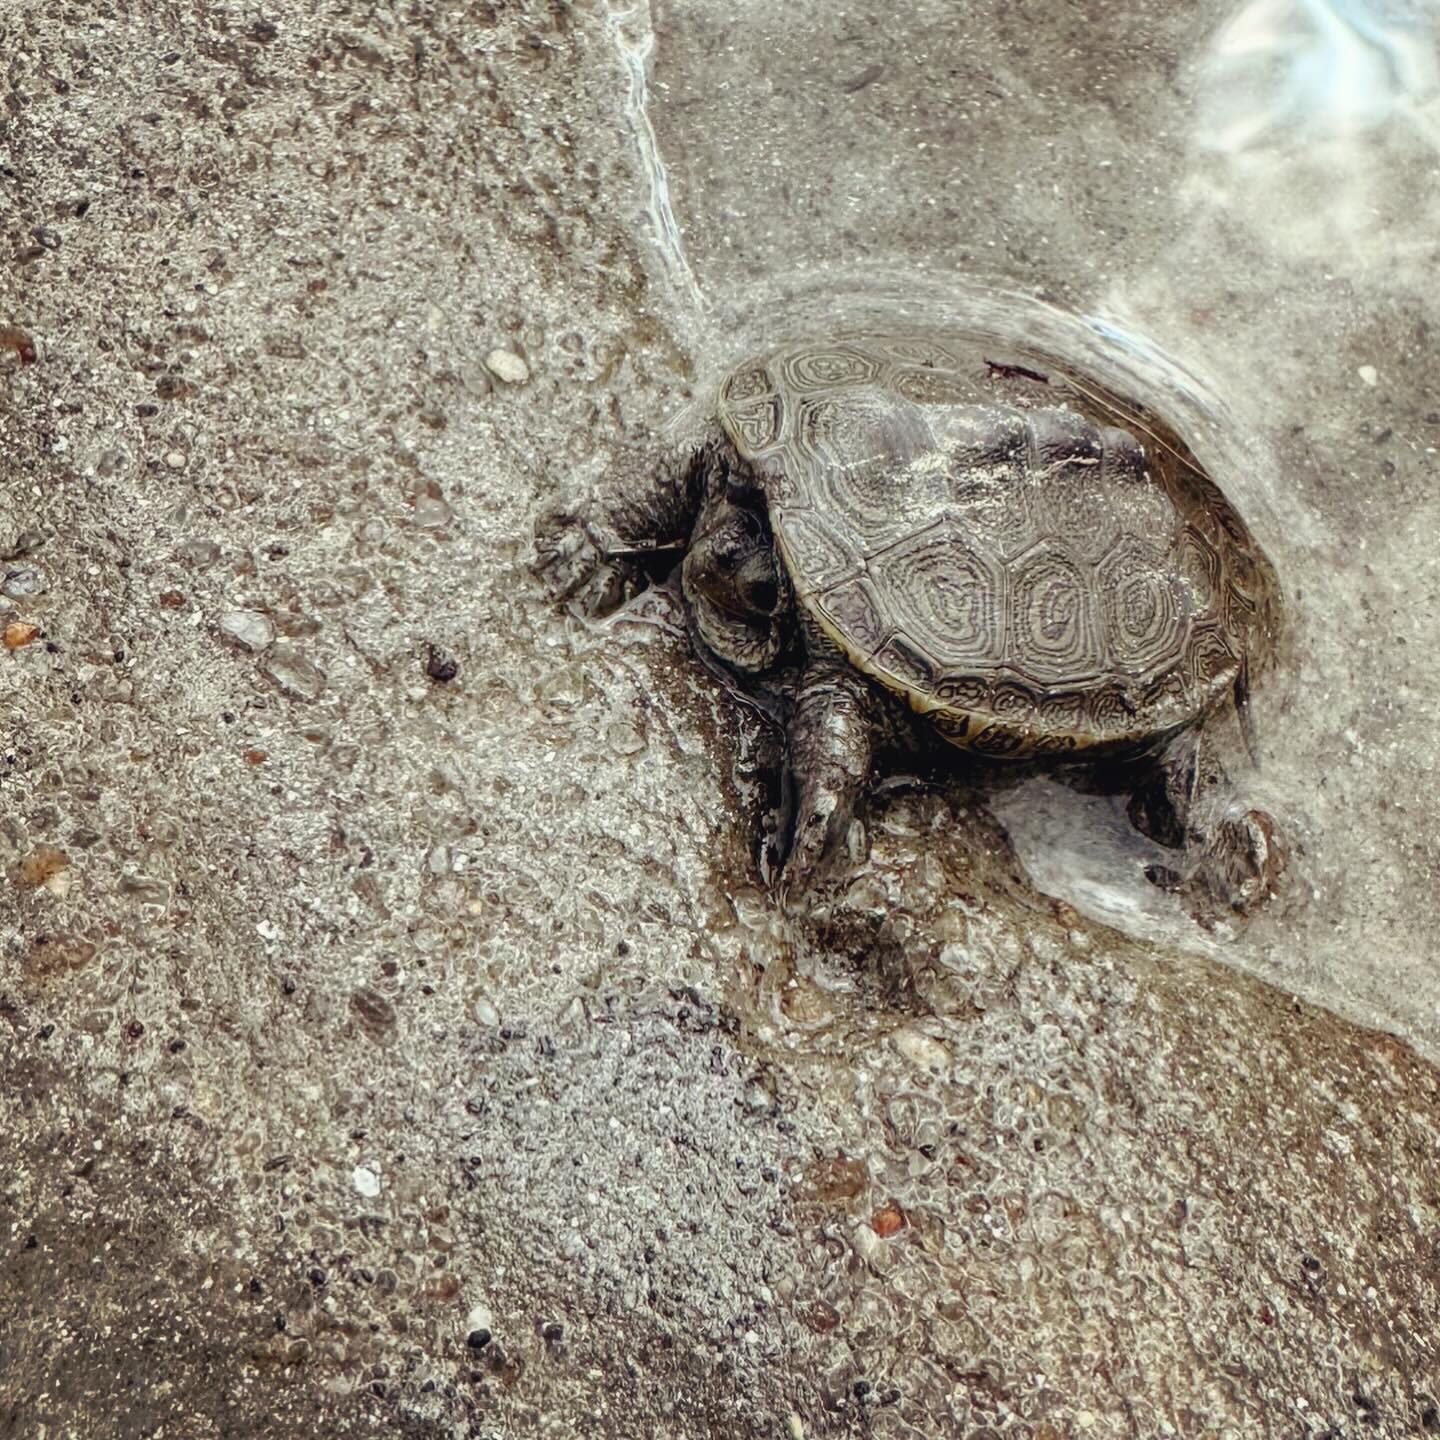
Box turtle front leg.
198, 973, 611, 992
1127, 729, 1284, 915
532, 441, 703, 616
777, 661, 880, 888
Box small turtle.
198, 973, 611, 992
535, 333, 1283, 912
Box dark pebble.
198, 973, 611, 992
466, 1328, 492, 1350
426, 647, 459, 683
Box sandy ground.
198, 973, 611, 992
2, 2, 1440, 1436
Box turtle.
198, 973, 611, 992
534, 332, 1284, 912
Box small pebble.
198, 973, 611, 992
177, 538, 220, 567
219, 608, 275, 653
891, 1026, 951, 1072
426, 647, 459, 683
870, 1201, 905, 1238
0, 325, 37, 366
2, 568, 43, 598
484, 348, 530, 385
1358, 365, 1378, 387
851, 1225, 884, 1266
605, 720, 645, 756
17, 844, 68, 891
164, 449, 188, 470
350, 987, 397, 1035
413, 494, 452, 529
352, 1165, 381, 1199
2, 621, 40, 649
261, 645, 325, 702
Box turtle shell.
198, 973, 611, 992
714, 334, 1279, 758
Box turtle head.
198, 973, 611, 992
683, 501, 791, 672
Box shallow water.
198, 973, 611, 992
603, 0, 1440, 1056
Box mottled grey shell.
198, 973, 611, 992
715, 334, 1279, 757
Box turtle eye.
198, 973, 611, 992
748, 577, 779, 613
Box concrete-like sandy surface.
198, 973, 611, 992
3, 2, 1439, 1435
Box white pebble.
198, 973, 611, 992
218, 608, 275, 653
413, 494, 453, 529
261, 645, 326, 702
352, 1165, 381, 1198
891, 1026, 952, 1072
1358, 364, 1378, 387
484, 348, 530, 385
165, 449, 188, 469
851, 1224, 888, 1268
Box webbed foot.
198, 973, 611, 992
1193, 807, 1285, 915
1127, 731, 1284, 918
531, 506, 641, 617
779, 772, 866, 891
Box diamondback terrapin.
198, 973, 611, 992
535, 333, 1282, 912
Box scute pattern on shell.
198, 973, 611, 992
714, 334, 1279, 755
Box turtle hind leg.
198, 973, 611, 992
774, 662, 879, 891
532, 438, 707, 616
1127, 728, 1284, 915
1126, 729, 1205, 851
